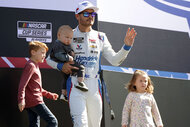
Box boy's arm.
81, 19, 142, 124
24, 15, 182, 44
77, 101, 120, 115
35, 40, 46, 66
18, 103, 25, 112
42, 89, 59, 100
18, 63, 34, 111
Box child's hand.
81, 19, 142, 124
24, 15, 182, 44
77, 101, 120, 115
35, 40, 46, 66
71, 51, 75, 57
52, 93, 59, 100
62, 89, 67, 96
18, 103, 25, 112
68, 55, 73, 62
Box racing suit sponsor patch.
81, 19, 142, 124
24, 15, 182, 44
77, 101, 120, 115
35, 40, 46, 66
76, 44, 82, 50
75, 52, 85, 54
89, 39, 96, 43
73, 37, 84, 43
98, 34, 104, 42
90, 45, 97, 48
75, 55, 98, 67
90, 50, 98, 54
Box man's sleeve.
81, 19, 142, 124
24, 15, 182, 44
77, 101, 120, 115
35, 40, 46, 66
101, 32, 131, 66
46, 56, 64, 71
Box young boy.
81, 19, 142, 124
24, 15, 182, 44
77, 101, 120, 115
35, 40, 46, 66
50, 25, 88, 101
18, 41, 58, 127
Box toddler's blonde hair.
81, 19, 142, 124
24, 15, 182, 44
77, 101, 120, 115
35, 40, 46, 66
57, 25, 73, 38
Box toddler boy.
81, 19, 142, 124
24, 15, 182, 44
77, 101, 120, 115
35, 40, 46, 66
50, 25, 88, 100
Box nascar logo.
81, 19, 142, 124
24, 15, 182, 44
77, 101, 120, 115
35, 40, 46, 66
19, 21, 51, 29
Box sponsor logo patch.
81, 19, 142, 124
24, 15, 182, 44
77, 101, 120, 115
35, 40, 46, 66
90, 50, 98, 54
75, 55, 98, 67
73, 37, 84, 43
98, 34, 104, 41
89, 39, 96, 43
90, 45, 97, 48
75, 52, 85, 54
76, 44, 82, 50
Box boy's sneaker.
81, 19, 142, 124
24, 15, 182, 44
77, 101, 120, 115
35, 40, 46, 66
60, 94, 68, 102
75, 82, 88, 92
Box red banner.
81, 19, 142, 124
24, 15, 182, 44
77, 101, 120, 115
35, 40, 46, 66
0, 57, 52, 69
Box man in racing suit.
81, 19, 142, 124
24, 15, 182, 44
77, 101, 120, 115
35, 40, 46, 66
46, 1, 137, 127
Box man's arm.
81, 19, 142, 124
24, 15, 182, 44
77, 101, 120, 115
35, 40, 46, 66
46, 55, 78, 74
46, 56, 59, 70
102, 28, 136, 66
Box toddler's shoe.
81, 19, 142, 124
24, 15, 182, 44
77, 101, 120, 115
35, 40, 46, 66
75, 82, 88, 92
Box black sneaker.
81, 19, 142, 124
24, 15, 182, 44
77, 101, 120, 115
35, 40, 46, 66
75, 82, 88, 92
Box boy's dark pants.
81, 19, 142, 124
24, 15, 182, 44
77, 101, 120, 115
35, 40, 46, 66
26, 103, 58, 127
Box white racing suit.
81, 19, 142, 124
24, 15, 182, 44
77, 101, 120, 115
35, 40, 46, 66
46, 26, 131, 127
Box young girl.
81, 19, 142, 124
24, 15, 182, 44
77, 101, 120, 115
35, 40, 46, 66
121, 70, 163, 127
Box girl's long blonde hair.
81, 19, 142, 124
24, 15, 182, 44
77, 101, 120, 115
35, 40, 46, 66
126, 70, 154, 93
